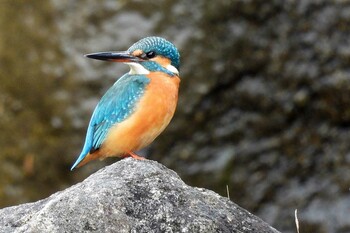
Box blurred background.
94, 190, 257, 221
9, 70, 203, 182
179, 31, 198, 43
1, 0, 350, 232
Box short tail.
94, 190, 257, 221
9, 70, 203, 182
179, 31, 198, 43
70, 153, 85, 171
70, 152, 98, 170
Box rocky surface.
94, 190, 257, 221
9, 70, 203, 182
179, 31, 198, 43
0, 159, 279, 233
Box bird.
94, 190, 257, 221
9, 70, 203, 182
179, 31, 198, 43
71, 36, 180, 170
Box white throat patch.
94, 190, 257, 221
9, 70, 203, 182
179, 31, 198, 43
126, 62, 150, 75
126, 62, 179, 76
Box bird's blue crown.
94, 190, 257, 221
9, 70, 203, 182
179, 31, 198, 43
128, 36, 180, 70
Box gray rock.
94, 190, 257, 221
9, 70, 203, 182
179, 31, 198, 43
0, 159, 279, 233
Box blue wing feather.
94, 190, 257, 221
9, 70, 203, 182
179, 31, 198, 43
71, 74, 150, 170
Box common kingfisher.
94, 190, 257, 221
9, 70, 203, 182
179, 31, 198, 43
71, 37, 180, 170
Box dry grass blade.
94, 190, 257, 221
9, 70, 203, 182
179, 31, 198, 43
295, 209, 300, 233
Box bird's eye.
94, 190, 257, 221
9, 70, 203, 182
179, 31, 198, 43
146, 51, 156, 58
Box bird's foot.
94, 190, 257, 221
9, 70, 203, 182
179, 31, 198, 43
126, 151, 145, 160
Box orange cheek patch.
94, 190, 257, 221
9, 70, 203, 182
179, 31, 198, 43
152, 56, 171, 68
132, 49, 143, 57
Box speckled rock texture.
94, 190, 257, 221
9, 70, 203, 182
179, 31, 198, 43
0, 159, 279, 233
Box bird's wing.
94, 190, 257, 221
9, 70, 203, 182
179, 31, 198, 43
82, 74, 150, 155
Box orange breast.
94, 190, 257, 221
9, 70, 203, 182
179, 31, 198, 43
99, 72, 180, 157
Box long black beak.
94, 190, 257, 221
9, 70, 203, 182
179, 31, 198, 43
85, 51, 141, 62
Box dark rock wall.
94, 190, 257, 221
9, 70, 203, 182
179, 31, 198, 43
151, 1, 350, 232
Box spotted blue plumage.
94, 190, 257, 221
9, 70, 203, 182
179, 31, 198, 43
128, 37, 180, 70
141, 61, 175, 76
71, 74, 150, 170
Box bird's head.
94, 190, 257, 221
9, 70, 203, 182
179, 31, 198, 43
86, 37, 180, 76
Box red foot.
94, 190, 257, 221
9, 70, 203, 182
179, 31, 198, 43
126, 151, 145, 160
